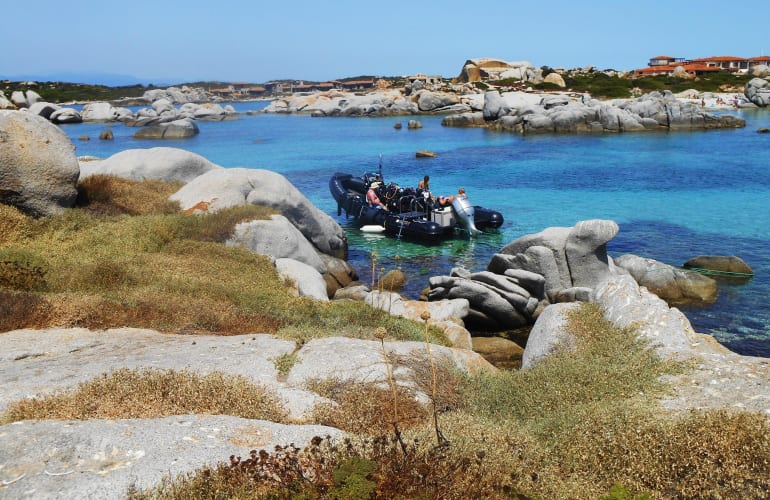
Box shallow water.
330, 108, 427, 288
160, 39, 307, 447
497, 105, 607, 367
62, 103, 770, 357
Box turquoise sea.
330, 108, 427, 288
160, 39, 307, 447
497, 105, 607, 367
60, 101, 770, 357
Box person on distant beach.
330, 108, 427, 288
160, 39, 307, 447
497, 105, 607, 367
366, 181, 387, 210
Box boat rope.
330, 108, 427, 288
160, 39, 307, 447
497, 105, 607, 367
644, 266, 753, 277
684, 266, 754, 277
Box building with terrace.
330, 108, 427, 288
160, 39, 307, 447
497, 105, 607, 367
634, 55, 770, 77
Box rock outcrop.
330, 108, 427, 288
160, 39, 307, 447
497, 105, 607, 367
0, 327, 493, 497
425, 219, 737, 331
444, 90, 746, 134
133, 118, 200, 139
79, 149, 350, 299
745, 77, 770, 107
614, 254, 718, 306
171, 168, 347, 260
0, 110, 79, 217
454, 58, 543, 84
79, 147, 221, 183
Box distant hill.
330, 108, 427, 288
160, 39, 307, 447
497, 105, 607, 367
1, 72, 163, 87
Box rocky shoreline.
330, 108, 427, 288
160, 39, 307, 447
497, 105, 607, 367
3, 64, 769, 138
2, 75, 770, 495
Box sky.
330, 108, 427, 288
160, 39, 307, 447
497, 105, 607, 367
2, 0, 768, 85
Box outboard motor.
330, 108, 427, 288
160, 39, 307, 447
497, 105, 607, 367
451, 196, 480, 236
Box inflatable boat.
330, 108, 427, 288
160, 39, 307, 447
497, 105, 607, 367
329, 171, 504, 243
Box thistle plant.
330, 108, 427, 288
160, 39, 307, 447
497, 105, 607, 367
421, 310, 449, 447
375, 326, 407, 455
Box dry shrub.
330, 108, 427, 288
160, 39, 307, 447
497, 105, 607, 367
0, 290, 52, 331
398, 352, 467, 413
0, 368, 288, 424
174, 204, 277, 243
0, 248, 48, 290
76, 175, 182, 216
132, 429, 534, 500
309, 378, 430, 435
559, 408, 770, 498
0, 204, 31, 245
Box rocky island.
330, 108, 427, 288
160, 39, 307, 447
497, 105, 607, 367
1, 101, 770, 497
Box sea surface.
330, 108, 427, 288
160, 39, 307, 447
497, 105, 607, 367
59, 101, 770, 357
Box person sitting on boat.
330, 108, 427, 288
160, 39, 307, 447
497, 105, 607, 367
366, 182, 388, 210
437, 188, 466, 208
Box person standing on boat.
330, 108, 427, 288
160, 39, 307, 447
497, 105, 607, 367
418, 175, 430, 192
417, 175, 434, 200
366, 182, 388, 210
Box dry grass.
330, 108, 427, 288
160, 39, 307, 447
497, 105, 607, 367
0, 368, 288, 424
308, 379, 429, 435
0, 177, 430, 341
76, 174, 182, 216
131, 302, 770, 498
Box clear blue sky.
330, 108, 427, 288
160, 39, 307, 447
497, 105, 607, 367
2, 0, 767, 85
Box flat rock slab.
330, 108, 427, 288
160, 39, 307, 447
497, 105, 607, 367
0, 415, 342, 499
0, 328, 298, 415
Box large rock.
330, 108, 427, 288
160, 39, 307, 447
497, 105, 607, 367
0, 91, 14, 109
170, 168, 348, 259
682, 255, 753, 276
286, 336, 495, 390
227, 215, 326, 273
501, 226, 572, 289
50, 107, 83, 124
133, 118, 199, 139
591, 274, 701, 357
79, 147, 221, 183
521, 302, 581, 369
483, 90, 510, 121
275, 258, 329, 301
614, 254, 718, 306
28, 101, 60, 120
471, 336, 525, 370
752, 65, 770, 78
416, 90, 460, 112
0, 416, 341, 500
564, 219, 619, 288
10, 91, 27, 108
365, 291, 472, 349
81, 102, 118, 121
745, 77, 770, 107
543, 72, 566, 88
488, 247, 561, 296
0, 110, 79, 216
446, 90, 745, 134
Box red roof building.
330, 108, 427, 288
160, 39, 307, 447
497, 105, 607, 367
634, 55, 769, 76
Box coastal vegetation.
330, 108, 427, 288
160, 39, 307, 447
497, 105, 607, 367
2, 177, 769, 498
4, 69, 755, 104
1, 80, 154, 103
531, 70, 754, 98
118, 304, 770, 499
0, 368, 288, 424
0, 175, 434, 343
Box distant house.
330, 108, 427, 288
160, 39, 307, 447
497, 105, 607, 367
634, 54, 770, 77
340, 79, 375, 91
245, 86, 267, 97
407, 74, 443, 86
648, 55, 685, 67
